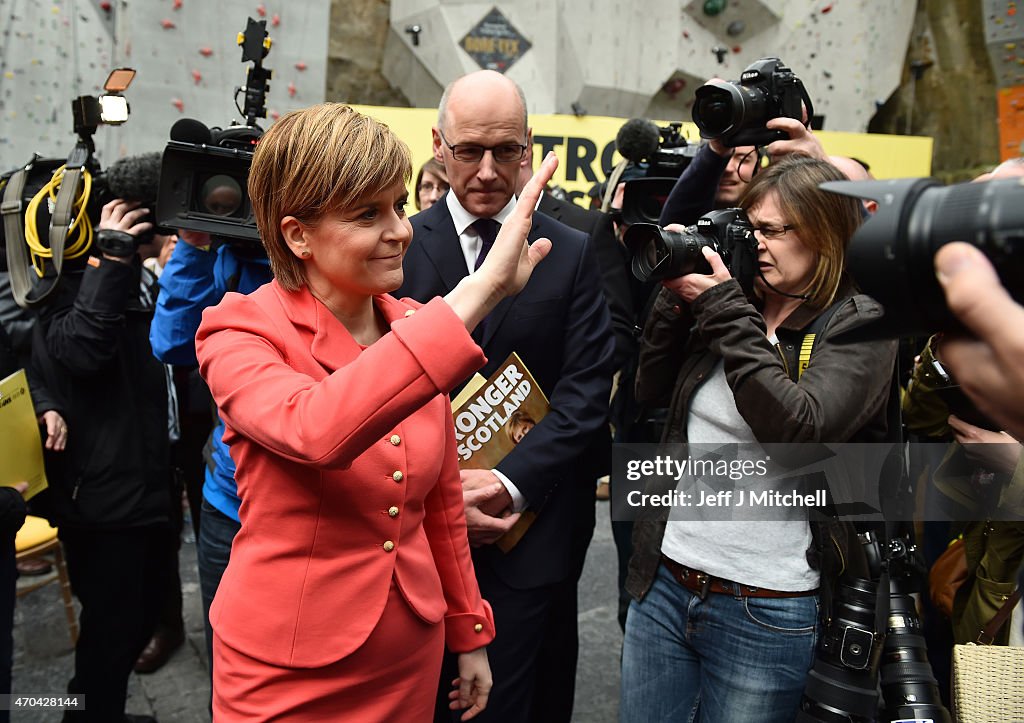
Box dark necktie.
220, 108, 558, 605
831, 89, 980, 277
472, 218, 500, 271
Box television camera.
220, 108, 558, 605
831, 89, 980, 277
156, 17, 273, 245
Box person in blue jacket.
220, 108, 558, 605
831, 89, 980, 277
149, 230, 272, 689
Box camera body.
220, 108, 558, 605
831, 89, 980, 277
156, 128, 261, 242
692, 57, 812, 148
624, 208, 757, 290
646, 122, 700, 179
617, 121, 699, 227
155, 17, 271, 243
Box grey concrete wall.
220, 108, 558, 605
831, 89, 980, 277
383, 0, 916, 133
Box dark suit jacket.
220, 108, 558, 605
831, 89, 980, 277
538, 193, 634, 371
397, 200, 615, 588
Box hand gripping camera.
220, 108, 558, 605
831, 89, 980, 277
623, 208, 758, 292
692, 57, 814, 148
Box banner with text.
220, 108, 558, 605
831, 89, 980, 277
352, 105, 934, 207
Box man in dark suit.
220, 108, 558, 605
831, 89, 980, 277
527, 176, 634, 373
396, 70, 615, 723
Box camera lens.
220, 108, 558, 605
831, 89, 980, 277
820, 177, 1024, 339
644, 238, 661, 268
624, 223, 715, 282
693, 87, 736, 137
879, 589, 951, 723
199, 174, 243, 217
796, 578, 883, 722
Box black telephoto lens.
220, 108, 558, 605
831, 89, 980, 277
879, 585, 951, 723
820, 176, 1024, 340
796, 578, 883, 723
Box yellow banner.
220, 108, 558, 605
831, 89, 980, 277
352, 105, 933, 206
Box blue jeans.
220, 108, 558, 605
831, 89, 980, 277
197, 500, 240, 688
620, 563, 819, 723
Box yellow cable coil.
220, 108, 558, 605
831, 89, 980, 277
23, 165, 94, 277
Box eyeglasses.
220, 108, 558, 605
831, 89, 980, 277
752, 223, 796, 239
733, 148, 766, 183
438, 129, 527, 164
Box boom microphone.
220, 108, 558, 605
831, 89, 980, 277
615, 118, 660, 164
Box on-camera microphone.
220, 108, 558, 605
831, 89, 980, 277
615, 118, 660, 164
105, 152, 162, 203
169, 118, 213, 145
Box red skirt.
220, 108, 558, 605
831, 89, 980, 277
213, 581, 445, 721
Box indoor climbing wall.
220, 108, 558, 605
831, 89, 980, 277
984, 0, 1024, 159
0, 0, 329, 172
383, 0, 915, 134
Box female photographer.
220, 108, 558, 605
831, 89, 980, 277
620, 155, 898, 723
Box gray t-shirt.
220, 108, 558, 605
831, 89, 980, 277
661, 356, 819, 592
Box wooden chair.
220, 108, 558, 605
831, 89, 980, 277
15, 515, 77, 645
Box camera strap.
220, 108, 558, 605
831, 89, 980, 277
776, 301, 842, 382
2, 167, 35, 309
2, 163, 83, 308
600, 160, 630, 213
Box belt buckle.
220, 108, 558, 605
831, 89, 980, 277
696, 572, 711, 600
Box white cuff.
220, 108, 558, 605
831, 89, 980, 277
491, 469, 526, 513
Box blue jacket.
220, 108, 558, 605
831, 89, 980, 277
150, 241, 272, 521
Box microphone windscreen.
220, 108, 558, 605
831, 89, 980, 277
105, 152, 162, 203
169, 118, 213, 145
615, 118, 660, 164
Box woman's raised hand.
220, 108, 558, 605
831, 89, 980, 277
475, 152, 557, 297
443, 152, 559, 332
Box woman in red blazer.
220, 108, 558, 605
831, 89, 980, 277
194, 103, 557, 721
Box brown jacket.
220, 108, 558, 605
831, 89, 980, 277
626, 278, 899, 600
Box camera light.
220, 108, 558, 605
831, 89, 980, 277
103, 68, 136, 93
98, 95, 129, 124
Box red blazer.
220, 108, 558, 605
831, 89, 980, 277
195, 280, 495, 668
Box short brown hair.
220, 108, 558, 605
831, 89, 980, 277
249, 103, 412, 290
740, 155, 862, 309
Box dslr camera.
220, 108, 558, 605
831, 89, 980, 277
624, 208, 758, 291
155, 17, 272, 244
692, 57, 813, 147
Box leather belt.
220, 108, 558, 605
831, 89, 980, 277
660, 554, 818, 600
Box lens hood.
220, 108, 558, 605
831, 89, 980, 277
693, 80, 745, 140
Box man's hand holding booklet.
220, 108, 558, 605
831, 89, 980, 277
451, 352, 548, 552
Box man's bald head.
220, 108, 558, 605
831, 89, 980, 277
828, 155, 873, 182
438, 70, 528, 135
828, 155, 876, 214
